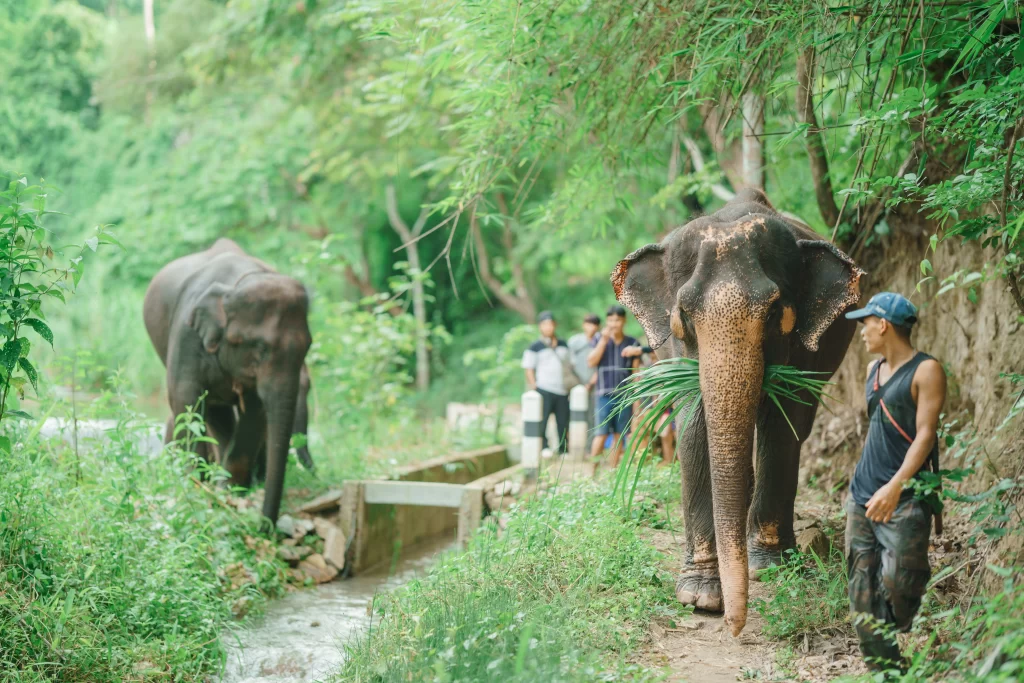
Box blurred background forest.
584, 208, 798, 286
2, 0, 1022, 450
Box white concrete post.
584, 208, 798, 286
569, 385, 589, 460
521, 390, 543, 478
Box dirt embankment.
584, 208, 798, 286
806, 227, 1024, 482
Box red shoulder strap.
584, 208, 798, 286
879, 399, 914, 444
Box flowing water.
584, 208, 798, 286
220, 537, 453, 683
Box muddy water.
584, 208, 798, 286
221, 538, 453, 683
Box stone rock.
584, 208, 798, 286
484, 491, 515, 511
313, 518, 347, 571
288, 568, 309, 585
220, 562, 257, 591
275, 514, 296, 537
493, 480, 515, 497
277, 545, 313, 564
796, 527, 831, 558
298, 489, 344, 514
293, 518, 316, 538
793, 518, 817, 533
298, 553, 338, 584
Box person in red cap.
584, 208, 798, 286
843, 291, 947, 673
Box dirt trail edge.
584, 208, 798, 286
639, 517, 869, 682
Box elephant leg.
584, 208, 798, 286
164, 414, 175, 445
204, 405, 237, 473
293, 364, 314, 471
222, 394, 266, 489
253, 434, 269, 482
167, 380, 216, 464
748, 396, 818, 573
675, 402, 724, 612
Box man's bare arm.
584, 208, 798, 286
524, 368, 536, 391
587, 334, 609, 367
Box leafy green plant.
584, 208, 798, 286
752, 546, 850, 642
0, 178, 118, 437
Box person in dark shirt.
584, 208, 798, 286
586, 305, 639, 467
843, 292, 946, 673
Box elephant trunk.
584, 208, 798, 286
694, 282, 767, 637
259, 373, 300, 523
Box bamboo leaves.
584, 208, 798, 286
610, 356, 836, 506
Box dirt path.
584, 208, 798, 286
639, 511, 869, 682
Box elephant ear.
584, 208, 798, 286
611, 243, 674, 350
796, 240, 865, 351
188, 283, 232, 353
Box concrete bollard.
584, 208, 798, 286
521, 390, 543, 478
569, 385, 589, 460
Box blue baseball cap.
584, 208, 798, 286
845, 292, 918, 327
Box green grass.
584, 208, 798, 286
332, 466, 685, 682
751, 546, 850, 642
0, 393, 290, 682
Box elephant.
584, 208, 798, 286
143, 238, 314, 523
613, 189, 864, 636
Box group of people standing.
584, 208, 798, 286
520, 306, 675, 467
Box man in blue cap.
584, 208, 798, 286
843, 292, 947, 673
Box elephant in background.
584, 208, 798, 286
614, 189, 864, 636
144, 238, 314, 523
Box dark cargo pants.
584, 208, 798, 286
845, 494, 932, 670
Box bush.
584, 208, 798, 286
0, 389, 289, 682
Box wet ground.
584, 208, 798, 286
221, 537, 454, 683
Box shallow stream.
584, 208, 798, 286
221, 538, 452, 683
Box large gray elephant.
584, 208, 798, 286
143, 238, 313, 523
614, 189, 864, 635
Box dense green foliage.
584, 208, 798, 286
0, 403, 290, 681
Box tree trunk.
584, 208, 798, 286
796, 48, 841, 230
143, 0, 156, 124
385, 184, 431, 391
741, 91, 765, 190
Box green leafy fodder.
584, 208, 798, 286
333, 476, 678, 682
612, 357, 834, 504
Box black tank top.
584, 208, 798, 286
850, 351, 940, 506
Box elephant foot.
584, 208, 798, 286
747, 541, 792, 581
675, 569, 723, 612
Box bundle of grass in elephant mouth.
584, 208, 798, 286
610, 357, 835, 501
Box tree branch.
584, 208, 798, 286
796, 47, 841, 230
495, 193, 536, 320
680, 135, 736, 203
471, 209, 536, 322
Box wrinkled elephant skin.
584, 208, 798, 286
143, 238, 313, 523
614, 189, 863, 635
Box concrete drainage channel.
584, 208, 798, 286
222, 444, 586, 683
